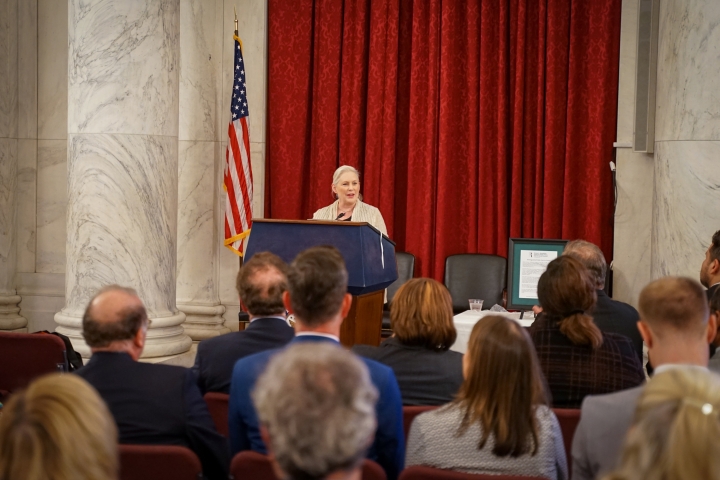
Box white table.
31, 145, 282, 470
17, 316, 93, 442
450, 310, 535, 354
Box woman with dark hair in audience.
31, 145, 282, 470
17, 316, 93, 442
530, 256, 644, 408
0, 373, 118, 480
353, 278, 463, 405
406, 315, 567, 479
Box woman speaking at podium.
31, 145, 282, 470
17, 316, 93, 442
313, 165, 388, 235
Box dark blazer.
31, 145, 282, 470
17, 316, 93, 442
708, 283, 720, 302
76, 352, 229, 480
530, 315, 645, 408
228, 335, 405, 480
193, 317, 294, 394
592, 290, 642, 362
352, 337, 463, 406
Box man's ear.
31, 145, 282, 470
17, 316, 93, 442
637, 320, 653, 349
282, 291, 293, 314
707, 313, 718, 345
239, 299, 248, 312
340, 293, 353, 319
711, 258, 720, 276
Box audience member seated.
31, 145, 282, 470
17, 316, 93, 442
601, 368, 720, 480
253, 343, 378, 480
530, 256, 644, 408
75, 285, 229, 480
572, 276, 716, 480
229, 246, 405, 480
0, 373, 118, 480
353, 278, 463, 405
563, 240, 643, 361
406, 315, 568, 480
700, 229, 720, 301
193, 252, 295, 394
709, 289, 720, 374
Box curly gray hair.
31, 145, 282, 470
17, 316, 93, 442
252, 343, 378, 480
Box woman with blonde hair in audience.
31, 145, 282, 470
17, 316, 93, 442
0, 373, 118, 480
353, 278, 463, 405
603, 368, 720, 480
406, 315, 568, 479
529, 255, 644, 407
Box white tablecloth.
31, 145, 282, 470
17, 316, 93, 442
450, 310, 535, 354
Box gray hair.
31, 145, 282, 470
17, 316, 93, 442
563, 239, 607, 288
252, 343, 378, 480
332, 165, 360, 186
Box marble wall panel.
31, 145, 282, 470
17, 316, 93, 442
655, 0, 720, 141
180, 0, 223, 142
615, 0, 638, 145
651, 141, 720, 279
16, 272, 65, 333
0, 0, 18, 139
68, 0, 180, 136
16, 139, 36, 273
63, 133, 179, 318
36, 140, 67, 274
177, 140, 219, 303
18, 0, 37, 139
0, 139, 18, 294
37, 0, 67, 140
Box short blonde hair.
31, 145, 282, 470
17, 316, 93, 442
332, 165, 360, 186
639, 277, 709, 337
390, 278, 456, 350
603, 368, 720, 480
0, 373, 118, 480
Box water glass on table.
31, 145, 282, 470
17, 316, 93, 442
469, 299, 484, 312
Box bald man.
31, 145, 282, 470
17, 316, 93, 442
75, 285, 229, 480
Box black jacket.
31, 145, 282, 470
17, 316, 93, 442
193, 317, 295, 394
76, 352, 229, 480
353, 337, 463, 406
592, 290, 643, 362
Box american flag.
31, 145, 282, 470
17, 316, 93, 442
224, 35, 253, 256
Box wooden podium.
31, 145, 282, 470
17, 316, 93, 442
244, 219, 398, 347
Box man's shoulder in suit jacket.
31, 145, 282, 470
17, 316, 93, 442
76, 352, 229, 480
194, 317, 294, 394
593, 290, 643, 359
571, 383, 644, 480
707, 283, 720, 301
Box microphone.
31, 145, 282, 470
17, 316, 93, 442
609, 161, 616, 172
335, 212, 345, 220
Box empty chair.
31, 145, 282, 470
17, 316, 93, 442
230, 451, 387, 480
119, 444, 202, 480
0, 331, 67, 393
399, 466, 548, 479
383, 252, 416, 330
403, 405, 438, 441
203, 392, 230, 437
444, 254, 507, 314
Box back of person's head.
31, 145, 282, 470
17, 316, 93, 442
711, 287, 720, 315
236, 252, 289, 316
252, 343, 378, 480
701, 230, 720, 288
603, 368, 720, 480
287, 246, 348, 327
537, 255, 602, 348
638, 277, 709, 340
390, 278, 456, 351
455, 315, 548, 457
82, 285, 148, 350
562, 239, 607, 289
0, 373, 118, 480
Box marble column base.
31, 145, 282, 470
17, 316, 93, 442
177, 303, 229, 341
54, 310, 192, 358
0, 295, 27, 331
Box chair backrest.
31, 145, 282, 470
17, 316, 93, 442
387, 252, 416, 304
230, 451, 387, 480
119, 444, 202, 480
403, 405, 438, 441
444, 254, 507, 314
0, 332, 67, 392
203, 392, 230, 437
399, 466, 548, 480
552, 408, 581, 475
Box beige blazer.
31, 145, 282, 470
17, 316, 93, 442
312, 199, 388, 235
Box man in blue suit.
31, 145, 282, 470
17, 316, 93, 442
193, 252, 295, 394
228, 246, 405, 480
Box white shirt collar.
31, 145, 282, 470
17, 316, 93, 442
249, 315, 286, 323
653, 363, 708, 376
295, 331, 340, 342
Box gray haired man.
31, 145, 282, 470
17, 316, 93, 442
252, 343, 378, 480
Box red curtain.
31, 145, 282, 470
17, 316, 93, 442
266, 0, 621, 281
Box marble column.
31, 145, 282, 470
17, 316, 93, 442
55, 0, 191, 357
0, 0, 28, 332
176, 0, 229, 340
651, 0, 720, 278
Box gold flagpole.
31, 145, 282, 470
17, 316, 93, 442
234, 6, 238, 36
